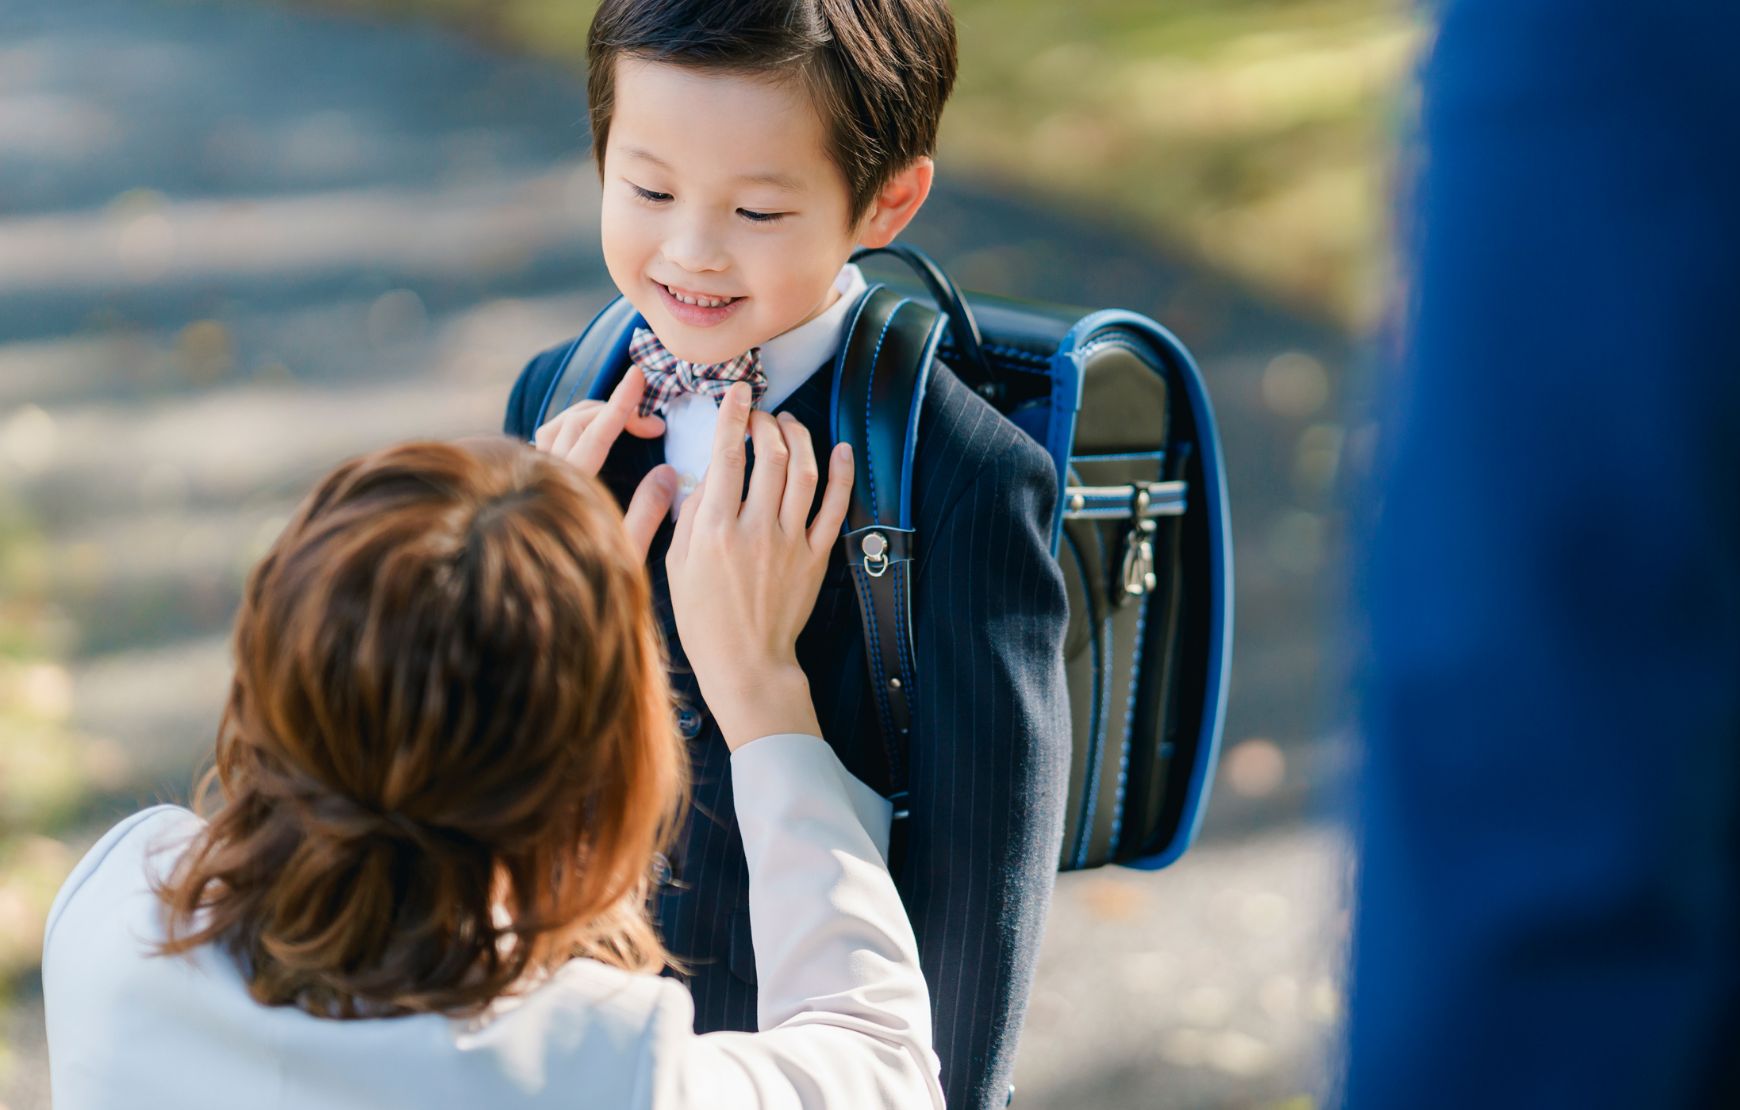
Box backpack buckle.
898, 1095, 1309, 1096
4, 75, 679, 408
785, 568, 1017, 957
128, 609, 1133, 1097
861, 530, 891, 577
1120, 486, 1159, 599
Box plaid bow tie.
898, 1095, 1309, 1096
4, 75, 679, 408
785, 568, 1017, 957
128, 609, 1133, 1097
629, 328, 768, 418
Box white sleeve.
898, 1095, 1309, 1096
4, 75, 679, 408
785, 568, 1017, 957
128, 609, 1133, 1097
646, 733, 943, 1110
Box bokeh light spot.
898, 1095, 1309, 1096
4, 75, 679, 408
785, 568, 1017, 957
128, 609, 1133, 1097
1224, 737, 1287, 797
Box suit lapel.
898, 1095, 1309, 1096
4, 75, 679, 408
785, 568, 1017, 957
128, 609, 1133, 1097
774, 360, 833, 438
772, 365, 843, 528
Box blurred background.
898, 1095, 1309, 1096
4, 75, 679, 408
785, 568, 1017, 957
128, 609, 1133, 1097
0, 0, 1419, 1105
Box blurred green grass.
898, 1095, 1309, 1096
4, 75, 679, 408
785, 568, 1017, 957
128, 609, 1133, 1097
0, 485, 86, 1036
310, 0, 1420, 329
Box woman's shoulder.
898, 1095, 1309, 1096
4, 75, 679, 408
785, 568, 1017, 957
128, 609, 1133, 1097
536, 953, 692, 1033
44, 804, 200, 942
445, 957, 693, 1103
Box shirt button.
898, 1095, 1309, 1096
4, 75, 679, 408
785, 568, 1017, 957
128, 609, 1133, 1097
675, 703, 705, 739
650, 851, 674, 887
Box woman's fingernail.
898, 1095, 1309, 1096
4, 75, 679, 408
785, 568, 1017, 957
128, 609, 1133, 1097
837, 442, 853, 462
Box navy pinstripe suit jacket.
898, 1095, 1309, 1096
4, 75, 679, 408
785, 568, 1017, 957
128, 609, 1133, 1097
504, 340, 1070, 1110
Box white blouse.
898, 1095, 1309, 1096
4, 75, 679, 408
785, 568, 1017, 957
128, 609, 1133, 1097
42, 734, 943, 1109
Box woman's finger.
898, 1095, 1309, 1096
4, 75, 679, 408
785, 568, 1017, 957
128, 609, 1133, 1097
776, 413, 819, 536
807, 442, 854, 555
742, 410, 790, 526
622, 465, 678, 559
696, 382, 753, 528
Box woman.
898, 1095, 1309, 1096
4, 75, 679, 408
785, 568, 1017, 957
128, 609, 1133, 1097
41, 374, 943, 1108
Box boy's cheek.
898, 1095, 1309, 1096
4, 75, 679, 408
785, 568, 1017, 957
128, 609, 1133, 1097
598, 213, 648, 304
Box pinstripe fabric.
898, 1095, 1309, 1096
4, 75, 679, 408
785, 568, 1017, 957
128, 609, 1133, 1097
505, 343, 1070, 1110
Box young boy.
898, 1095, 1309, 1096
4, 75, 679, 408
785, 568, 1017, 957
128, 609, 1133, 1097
503, 3, 1069, 1106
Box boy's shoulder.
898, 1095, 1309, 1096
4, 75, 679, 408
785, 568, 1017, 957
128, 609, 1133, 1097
503, 337, 574, 441
911, 359, 1058, 525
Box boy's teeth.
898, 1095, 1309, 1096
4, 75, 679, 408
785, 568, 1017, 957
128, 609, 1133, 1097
667, 286, 733, 308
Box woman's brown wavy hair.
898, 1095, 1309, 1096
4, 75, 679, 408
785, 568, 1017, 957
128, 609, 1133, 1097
153, 437, 686, 1018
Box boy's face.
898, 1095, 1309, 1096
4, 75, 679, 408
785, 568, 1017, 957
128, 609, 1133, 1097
599, 59, 865, 366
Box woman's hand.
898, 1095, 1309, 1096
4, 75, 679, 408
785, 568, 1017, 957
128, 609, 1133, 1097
533, 366, 678, 559
666, 382, 854, 750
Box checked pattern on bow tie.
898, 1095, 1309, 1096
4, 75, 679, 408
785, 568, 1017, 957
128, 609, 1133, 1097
629, 328, 768, 418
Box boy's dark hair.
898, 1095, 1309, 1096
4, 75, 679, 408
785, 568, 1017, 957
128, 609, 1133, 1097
587, 0, 957, 224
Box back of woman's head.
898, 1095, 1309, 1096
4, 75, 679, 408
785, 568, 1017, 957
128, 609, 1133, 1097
156, 437, 684, 1018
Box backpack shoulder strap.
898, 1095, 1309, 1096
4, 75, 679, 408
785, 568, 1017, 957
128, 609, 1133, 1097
534, 296, 645, 428
830, 284, 946, 823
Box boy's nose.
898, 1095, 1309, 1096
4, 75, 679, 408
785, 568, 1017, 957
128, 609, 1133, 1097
663, 222, 729, 274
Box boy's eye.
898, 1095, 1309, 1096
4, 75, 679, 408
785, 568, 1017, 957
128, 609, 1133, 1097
629, 183, 672, 204
737, 208, 787, 224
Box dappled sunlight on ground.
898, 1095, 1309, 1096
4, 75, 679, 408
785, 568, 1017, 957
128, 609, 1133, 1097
0, 169, 602, 295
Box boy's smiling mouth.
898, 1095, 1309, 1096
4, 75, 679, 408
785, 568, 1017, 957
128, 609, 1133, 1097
660, 282, 739, 307
655, 280, 746, 328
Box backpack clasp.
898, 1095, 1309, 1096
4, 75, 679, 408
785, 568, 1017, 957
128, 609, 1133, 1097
1120, 486, 1160, 600
861, 531, 891, 578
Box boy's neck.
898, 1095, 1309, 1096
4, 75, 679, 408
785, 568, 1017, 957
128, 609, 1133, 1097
769, 282, 843, 345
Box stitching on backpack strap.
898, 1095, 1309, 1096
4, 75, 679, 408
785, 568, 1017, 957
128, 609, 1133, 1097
892, 561, 917, 761
863, 298, 914, 524
851, 565, 902, 789
1108, 593, 1152, 852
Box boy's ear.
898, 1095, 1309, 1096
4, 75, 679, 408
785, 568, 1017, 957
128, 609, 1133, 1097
855, 157, 934, 249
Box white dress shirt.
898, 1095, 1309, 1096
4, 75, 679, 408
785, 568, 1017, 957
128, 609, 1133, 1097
42, 734, 941, 1110
664, 263, 868, 516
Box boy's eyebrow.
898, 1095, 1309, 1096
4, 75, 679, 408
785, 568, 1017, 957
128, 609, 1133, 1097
621, 147, 803, 193
734, 170, 804, 192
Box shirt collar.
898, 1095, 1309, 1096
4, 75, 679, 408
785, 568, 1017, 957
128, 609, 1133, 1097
756, 263, 868, 410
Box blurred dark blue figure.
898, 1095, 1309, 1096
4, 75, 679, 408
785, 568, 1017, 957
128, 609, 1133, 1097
1348, 1, 1740, 1105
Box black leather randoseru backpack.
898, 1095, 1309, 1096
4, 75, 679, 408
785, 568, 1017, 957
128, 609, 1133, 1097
834, 244, 1231, 872
529, 242, 1231, 873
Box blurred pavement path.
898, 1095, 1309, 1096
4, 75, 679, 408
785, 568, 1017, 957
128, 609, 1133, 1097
0, 1, 1352, 1107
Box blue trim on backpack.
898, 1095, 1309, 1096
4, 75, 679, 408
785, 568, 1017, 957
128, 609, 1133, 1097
1071, 449, 1168, 464
535, 333, 586, 433
829, 283, 884, 511
1053, 310, 1231, 871
900, 315, 945, 530
1043, 346, 1087, 556
862, 297, 914, 525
